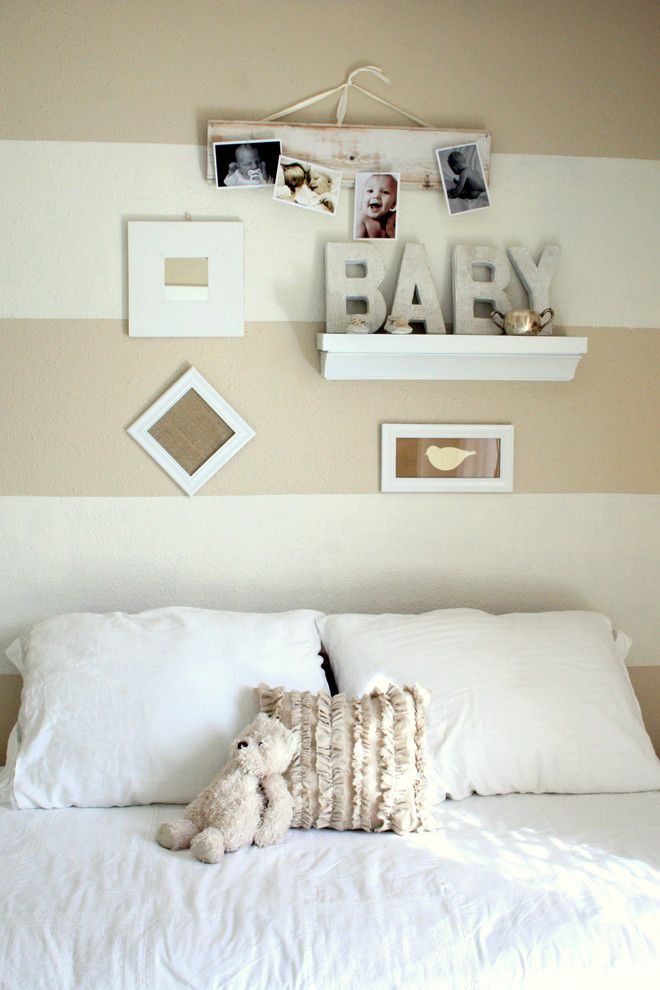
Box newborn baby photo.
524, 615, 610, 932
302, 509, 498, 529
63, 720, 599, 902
213, 140, 281, 188
354, 171, 400, 239
436, 143, 490, 215
273, 155, 341, 215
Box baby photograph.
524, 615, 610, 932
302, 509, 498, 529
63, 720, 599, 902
436, 143, 490, 215
354, 171, 400, 240
213, 140, 281, 188
273, 156, 341, 215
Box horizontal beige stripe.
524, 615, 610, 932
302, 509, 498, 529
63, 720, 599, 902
2, 2, 659, 159
629, 667, 660, 755
0, 677, 20, 765
0, 322, 658, 495
2, 668, 658, 763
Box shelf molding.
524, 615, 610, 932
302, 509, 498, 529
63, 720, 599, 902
317, 333, 588, 381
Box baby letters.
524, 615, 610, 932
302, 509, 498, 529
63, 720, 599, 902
326, 243, 560, 334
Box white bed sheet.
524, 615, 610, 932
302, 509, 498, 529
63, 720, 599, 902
0, 792, 658, 990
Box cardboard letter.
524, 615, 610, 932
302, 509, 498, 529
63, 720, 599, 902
389, 243, 446, 334
452, 245, 512, 334
508, 245, 560, 334
325, 243, 387, 332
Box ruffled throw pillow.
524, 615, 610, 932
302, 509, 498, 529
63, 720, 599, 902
257, 683, 433, 834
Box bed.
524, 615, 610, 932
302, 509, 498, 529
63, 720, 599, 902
1, 791, 659, 989
3, 606, 659, 989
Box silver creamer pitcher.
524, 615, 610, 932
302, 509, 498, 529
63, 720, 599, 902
490, 308, 554, 335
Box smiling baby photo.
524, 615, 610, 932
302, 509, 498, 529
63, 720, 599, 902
353, 172, 400, 240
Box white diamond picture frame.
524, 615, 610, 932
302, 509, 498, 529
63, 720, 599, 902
128, 221, 244, 337
127, 368, 255, 495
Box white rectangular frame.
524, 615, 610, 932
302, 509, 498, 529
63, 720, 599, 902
127, 368, 255, 495
381, 424, 514, 493
128, 221, 244, 337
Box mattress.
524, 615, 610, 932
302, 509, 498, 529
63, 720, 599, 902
0, 792, 658, 990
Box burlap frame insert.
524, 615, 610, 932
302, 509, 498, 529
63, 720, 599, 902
148, 389, 234, 476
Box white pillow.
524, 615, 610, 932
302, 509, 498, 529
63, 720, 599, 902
5, 607, 326, 809
317, 609, 660, 800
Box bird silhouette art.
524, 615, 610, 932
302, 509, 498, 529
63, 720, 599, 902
425, 445, 477, 472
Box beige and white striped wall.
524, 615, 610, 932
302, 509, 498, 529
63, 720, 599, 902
1, 1, 659, 755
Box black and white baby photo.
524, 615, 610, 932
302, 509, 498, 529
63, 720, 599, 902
273, 156, 341, 215
436, 143, 491, 215
213, 140, 281, 188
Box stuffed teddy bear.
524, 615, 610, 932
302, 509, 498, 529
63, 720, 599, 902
156, 713, 297, 864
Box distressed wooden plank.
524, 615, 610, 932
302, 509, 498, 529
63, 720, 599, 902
206, 120, 490, 189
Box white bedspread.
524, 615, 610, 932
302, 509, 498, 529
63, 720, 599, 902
0, 793, 658, 989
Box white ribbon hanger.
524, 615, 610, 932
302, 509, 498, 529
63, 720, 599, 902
260, 65, 434, 128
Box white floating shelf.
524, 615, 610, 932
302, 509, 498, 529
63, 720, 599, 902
317, 333, 588, 381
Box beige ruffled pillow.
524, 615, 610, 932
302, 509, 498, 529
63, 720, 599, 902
257, 683, 433, 834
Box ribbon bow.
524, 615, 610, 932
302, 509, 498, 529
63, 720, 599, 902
261, 65, 433, 128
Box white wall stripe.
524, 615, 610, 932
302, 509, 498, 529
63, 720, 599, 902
0, 494, 657, 672
1, 140, 658, 326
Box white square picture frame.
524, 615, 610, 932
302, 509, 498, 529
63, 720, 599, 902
128, 221, 244, 337
127, 368, 255, 495
381, 424, 513, 493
